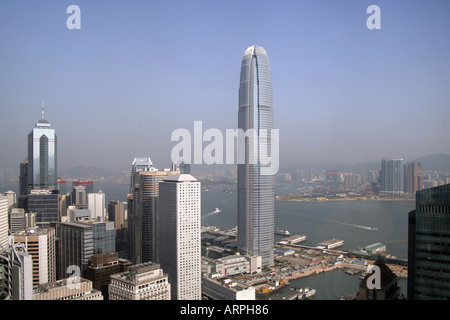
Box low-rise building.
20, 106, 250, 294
33, 277, 103, 300
109, 262, 170, 300
202, 276, 255, 300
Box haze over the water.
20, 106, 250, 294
1, 1, 449, 174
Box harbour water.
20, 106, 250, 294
200, 183, 413, 299
96, 180, 413, 299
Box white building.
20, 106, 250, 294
88, 191, 106, 221
3, 190, 16, 208
158, 174, 201, 300
0, 196, 8, 249
109, 262, 171, 300
202, 277, 255, 300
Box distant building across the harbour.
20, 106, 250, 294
380, 158, 404, 196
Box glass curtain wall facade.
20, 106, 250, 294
408, 184, 450, 300
237, 45, 274, 267
27, 111, 57, 193
127, 157, 154, 265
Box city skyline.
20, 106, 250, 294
1, 1, 450, 175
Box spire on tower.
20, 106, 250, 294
41, 98, 45, 121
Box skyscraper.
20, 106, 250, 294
11, 227, 56, 286
380, 158, 404, 196
27, 103, 57, 193
0, 242, 33, 300
404, 161, 424, 194
19, 157, 29, 197
72, 179, 94, 194
127, 157, 178, 264
158, 174, 201, 300
237, 45, 275, 267
127, 157, 154, 264
88, 191, 106, 221
108, 200, 125, 232
58, 219, 115, 278
26, 190, 60, 227
138, 169, 178, 263
408, 184, 450, 299
0, 196, 8, 249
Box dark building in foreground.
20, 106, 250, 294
85, 252, 131, 300
356, 259, 402, 300
408, 184, 450, 300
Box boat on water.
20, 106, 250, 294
213, 208, 220, 213
275, 229, 291, 236
297, 287, 316, 300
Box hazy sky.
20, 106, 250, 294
1, 0, 449, 174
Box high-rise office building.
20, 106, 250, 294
58, 219, 114, 278
0, 242, 33, 300
72, 180, 94, 194
108, 200, 125, 232
88, 191, 106, 221
72, 185, 87, 209
380, 158, 404, 196
27, 103, 57, 193
237, 45, 275, 267
57, 221, 93, 279
129, 157, 154, 194
25, 190, 60, 228
158, 174, 201, 300
127, 157, 178, 264
9, 208, 36, 234
408, 184, 450, 300
56, 178, 67, 195
0, 196, 8, 249
127, 158, 154, 264
139, 169, 178, 263
19, 157, 29, 197
404, 161, 424, 195
11, 227, 56, 286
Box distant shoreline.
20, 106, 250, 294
275, 196, 415, 203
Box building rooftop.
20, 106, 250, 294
13, 227, 54, 237
163, 174, 197, 182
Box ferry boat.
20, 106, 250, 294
275, 229, 291, 236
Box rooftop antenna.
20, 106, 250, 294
41, 98, 45, 121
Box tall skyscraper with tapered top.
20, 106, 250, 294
27, 101, 57, 193
237, 45, 275, 267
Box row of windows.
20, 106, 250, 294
418, 205, 450, 214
